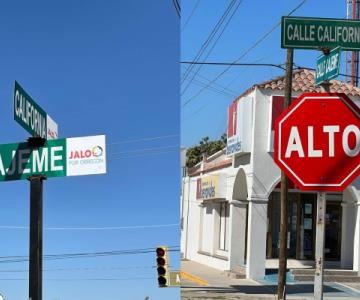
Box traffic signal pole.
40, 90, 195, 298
28, 175, 45, 300
277, 48, 294, 300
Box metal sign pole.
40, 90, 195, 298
314, 192, 326, 300
28, 175, 45, 300
313, 62, 332, 300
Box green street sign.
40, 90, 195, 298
281, 16, 360, 50
315, 47, 341, 85
0, 135, 106, 181
14, 81, 58, 139
168, 271, 181, 287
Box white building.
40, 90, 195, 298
180, 69, 360, 280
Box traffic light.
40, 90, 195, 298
156, 246, 169, 287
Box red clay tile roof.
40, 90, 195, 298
235, 68, 360, 102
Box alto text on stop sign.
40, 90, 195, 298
285, 124, 359, 158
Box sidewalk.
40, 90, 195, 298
181, 259, 360, 300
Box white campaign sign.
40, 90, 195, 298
66, 135, 106, 176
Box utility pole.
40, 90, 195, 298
277, 48, 293, 300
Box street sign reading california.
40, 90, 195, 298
14, 81, 58, 140
281, 16, 360, 50
0, 135, 106, 181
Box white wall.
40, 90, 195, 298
181, 173, 232, 271
181, 177, 200, 260
341, 188, 356, 268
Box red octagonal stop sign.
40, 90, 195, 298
274, 92, 360, 192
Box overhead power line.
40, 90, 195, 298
0, 264, 179, 273
182, 61, 360, 123
0, 246, 180, 259
219, 52, 282, 93
110, 149, 178, 160
181, 0, 307, 107
0, 246, 180, 264
182, 62, 360, 84
0, 277, 155, 281
181, 0, 238, 84
184, 67, 239, 95
181, 0, 201, 31
107, 134, 178, 146
186, 77, 237, 98
181, 0, 243, 95
0, 223, 179, 231
0, 265, 156, 273
181, 61, 286, 70
181, 0, 240, 86
172, 0, 181, 17
109, 145, 178, 156
182, 21, 280, 107
182, 67, 238, 98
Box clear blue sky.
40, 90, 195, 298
181, 0, 352, 147
0, 1, 179, 300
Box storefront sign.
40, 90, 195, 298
196, 175, 226, 200
226, 97, 252, 156
227, 101, 240, 155
281, 16, 360, 50
0, 135, 106, 181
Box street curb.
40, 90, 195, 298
181, 271, 209, 286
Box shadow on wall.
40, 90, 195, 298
232, 168, 247, 201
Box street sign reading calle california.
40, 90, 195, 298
14, 81, 58, 140
281, 16, 360, 50
0, 135, 106, 181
